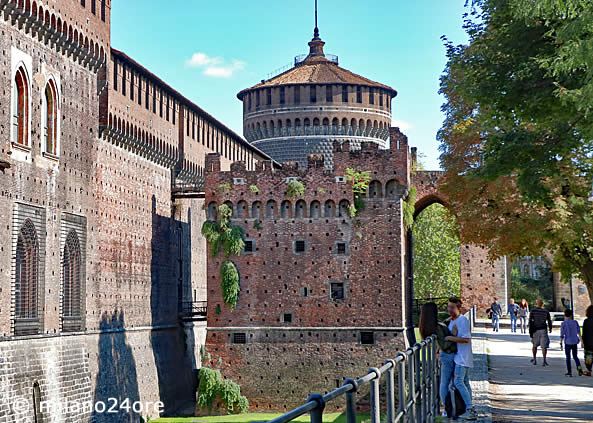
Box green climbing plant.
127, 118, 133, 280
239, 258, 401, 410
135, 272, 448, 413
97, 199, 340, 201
218, 182, 231, 193
345, 168, 371, 217
285, 179, 305, 199
197, 368, 249, 414
201, 204, 245, 309
249, 184, 259, 194
402, 187, 417, 230
221, 261, 240, 310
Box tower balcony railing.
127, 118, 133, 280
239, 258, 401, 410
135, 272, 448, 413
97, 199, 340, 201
245, 125, 390, 143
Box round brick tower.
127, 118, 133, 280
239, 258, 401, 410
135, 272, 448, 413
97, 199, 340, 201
237, 26, 397, 167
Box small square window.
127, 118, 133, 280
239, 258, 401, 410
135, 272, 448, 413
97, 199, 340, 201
330, 282, 344, 301
232, 333, 247, 344
233, 177, 245, 185
335, 176, 346, 183
360, 331, 374, 345
244, 240, 254, 253
282, 313, 293, 323
295, 240, 306, 253
336, 242, 346, 255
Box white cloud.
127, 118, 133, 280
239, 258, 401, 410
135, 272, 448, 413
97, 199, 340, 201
391, 119, 413, 132
185, 52, 223, 67
185, 53, 246, 78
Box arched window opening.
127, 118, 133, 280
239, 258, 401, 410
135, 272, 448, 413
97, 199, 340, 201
15, 219, 40, 334
237, 200, 248, 218
44, 80, 58, 155
265, 200, 277, 218
62, 230, 82, 331
252, 201, 262, 219
368, 180, 383, 199
12, 67, 29, 146
324, 200, 336, 217
280, 200, 292, 218
33, 382, 42, 423
338, 200, 350, 217
295, 200, 307, 218
310, 200, 321, 218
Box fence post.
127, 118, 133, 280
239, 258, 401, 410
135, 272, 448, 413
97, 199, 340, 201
306, 393, 325, 423
407, 347, 416, 423
343, 378, 358, 423
420, 341, 428, 422
431, 337, 438, 420
414, 345, 422, 423
385, 359, 396, 423
397, 352, 406, 421
369, 368, 381, 423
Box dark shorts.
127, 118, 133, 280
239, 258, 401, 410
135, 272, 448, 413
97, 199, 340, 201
532, 329, 550, 348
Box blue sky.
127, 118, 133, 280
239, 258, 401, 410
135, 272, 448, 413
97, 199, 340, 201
111, 1, 469, 170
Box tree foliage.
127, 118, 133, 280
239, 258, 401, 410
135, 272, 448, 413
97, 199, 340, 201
413, 204, 461, 299
438, 0, 593, 302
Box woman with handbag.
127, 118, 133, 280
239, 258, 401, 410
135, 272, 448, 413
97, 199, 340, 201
419, 302, 458, 412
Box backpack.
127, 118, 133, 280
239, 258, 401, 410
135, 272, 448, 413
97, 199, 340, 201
444, 385, 467, 418
437, 321, 458, 354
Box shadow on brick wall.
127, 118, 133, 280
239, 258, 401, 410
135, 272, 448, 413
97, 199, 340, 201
92, 310, 141, 423
150, 195, 197, 416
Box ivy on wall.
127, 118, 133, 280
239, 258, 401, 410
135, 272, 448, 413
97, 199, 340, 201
201, 203, 245, 310
346, 168, 371, 217
402, 186, 418, 230
197, 367, 249, 414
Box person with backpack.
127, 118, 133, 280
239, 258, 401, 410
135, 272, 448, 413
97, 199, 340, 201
418, 302, 458, 415
582, 305, 593, 376
508, 298, 519, 333
529, 299, 553, 366
445, 297, 478, 421
518, 299, 529, 334
560, 309, 583, 377
490, 297, 503, 332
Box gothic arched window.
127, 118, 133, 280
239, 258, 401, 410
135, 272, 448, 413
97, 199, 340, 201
44, 80, 58, 155
15, 220, 39, 321
62, 230, 82, 331
12, 66, 29, 146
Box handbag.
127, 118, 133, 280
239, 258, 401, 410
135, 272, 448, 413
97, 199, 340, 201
445, 386, 467, 418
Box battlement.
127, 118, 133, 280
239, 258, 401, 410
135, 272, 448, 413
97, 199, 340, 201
204, 130, 411, 215
1, 0, 111, 72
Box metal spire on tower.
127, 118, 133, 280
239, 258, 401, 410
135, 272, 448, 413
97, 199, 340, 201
314, 0, 319, 38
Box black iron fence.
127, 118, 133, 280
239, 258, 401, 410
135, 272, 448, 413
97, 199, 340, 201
268, 305, 477, 423
179, 301, 207, 320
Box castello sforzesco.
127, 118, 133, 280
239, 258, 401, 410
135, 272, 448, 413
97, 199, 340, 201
1, 0, 591, 422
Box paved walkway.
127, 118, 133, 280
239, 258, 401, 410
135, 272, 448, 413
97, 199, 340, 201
483, 326, 593, 422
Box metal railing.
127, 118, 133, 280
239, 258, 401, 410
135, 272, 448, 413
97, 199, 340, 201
179, 301, 207, 320
269, 305, 477, 423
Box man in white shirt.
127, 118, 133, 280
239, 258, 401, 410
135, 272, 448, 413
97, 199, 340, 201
445, 297, 477, 421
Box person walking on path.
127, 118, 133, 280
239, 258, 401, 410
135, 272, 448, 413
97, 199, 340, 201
490, 297, 503, 332
560, 308, 583, 377
508, 298, 519, 333
582, 305, 593, 376
419, 302, 458, 411
445, 297, 477, 421
529, 299, 553, 366
518, 299, 529, 334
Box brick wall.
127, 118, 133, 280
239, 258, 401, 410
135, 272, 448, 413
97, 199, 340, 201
203, 132, 411, 410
